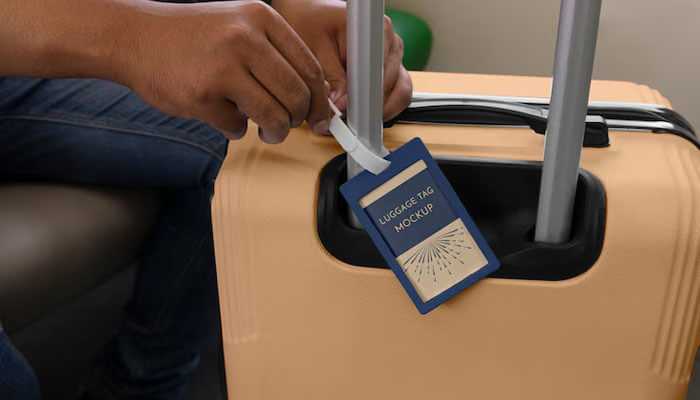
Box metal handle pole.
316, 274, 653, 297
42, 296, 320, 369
346, 0, 386, 227
535, 0, 602, 244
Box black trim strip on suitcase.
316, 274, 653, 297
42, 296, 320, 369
385, 101, 699, 150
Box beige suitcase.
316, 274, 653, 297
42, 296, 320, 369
212, 1, 700, 398
212, 70, 699, 400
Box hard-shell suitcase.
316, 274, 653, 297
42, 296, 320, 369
212, 1, 700, 398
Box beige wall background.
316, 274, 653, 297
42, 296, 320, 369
387, 0, 700, 129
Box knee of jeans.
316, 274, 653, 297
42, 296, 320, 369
202, 153, 225, 186
162, 139, 227, 189
197, 137, 229, 186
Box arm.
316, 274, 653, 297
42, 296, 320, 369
0, 0, 148, 81
0, 0, 331, 142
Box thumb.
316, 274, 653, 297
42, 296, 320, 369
316, 39, 347, 111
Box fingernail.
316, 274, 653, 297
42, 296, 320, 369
258, 127, 286, 144
312, 119, 330, 134
330, 90, 341, 102
257, 126, 272, 143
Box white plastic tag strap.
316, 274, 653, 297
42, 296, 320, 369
328, 101, 391, 175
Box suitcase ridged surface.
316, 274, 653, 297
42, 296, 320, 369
652, 146, 700, 383
212, 72, 700, 399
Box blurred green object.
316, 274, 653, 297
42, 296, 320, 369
386, 8, 433, 71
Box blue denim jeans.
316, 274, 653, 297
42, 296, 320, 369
0, 329, 41, 400
0, 77, 229, 399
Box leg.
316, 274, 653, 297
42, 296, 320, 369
0, 328, 41, 400
87, 184, 221, 400
0, 77, 228, 400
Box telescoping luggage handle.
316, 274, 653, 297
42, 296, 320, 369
344, 0, 602, 244
535, 0, 602, 243
344, 0, 387, 226
345, 0, 387, 180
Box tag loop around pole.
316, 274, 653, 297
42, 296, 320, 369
328, 101, 391, 175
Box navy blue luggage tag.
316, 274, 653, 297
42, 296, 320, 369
328, 103, 500, 314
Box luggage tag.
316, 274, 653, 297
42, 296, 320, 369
328, 102, 500, 314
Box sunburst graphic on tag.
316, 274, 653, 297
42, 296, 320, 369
397, 219, 487, 301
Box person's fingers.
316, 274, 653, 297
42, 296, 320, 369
333, 93, 348, 114
384, 33, 404, 100
316, 38, 347, 111
383, 16, 394, 63
228, 74, 291, 144
194, 99, 248, 140
257, 125, 285, 144
263, 10, 331, 133
383, 66, 413, 120
249, 42, 310, 128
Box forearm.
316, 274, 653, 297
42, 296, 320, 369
0, 0, 159, 82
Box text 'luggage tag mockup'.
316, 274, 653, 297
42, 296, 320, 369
328, 102, 500, 314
